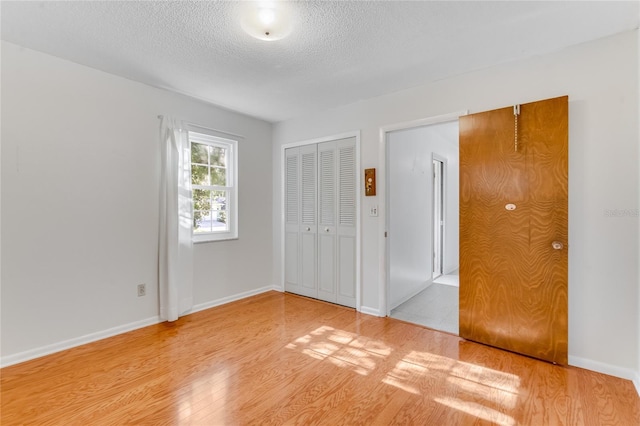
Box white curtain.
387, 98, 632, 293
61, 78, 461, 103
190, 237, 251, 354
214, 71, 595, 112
159, 116, 194, 321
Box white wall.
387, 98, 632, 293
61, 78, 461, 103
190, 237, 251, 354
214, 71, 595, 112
1, 42, 273, 363
272, 30, 639, 381
387, 121, 459, 309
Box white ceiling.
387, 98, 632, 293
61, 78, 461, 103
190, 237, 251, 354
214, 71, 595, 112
2, 1, 638, 123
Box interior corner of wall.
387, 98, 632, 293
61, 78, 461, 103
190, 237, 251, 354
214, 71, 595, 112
359, 305, 383, 317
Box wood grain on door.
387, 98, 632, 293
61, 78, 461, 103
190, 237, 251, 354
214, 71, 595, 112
459, 96, 568, 364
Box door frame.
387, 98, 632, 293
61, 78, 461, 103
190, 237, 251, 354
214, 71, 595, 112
280, 131, 362, 310
379, 112, 467, 316
432, 153, 447, 279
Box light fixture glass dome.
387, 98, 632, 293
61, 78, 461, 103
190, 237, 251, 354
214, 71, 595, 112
241, 3, 292, 41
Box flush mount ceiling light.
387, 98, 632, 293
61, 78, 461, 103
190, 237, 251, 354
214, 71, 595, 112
241, 3, 292, 41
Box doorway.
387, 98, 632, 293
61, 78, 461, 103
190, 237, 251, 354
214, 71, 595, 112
432, 156, 444, 279
386, 120, 459, 334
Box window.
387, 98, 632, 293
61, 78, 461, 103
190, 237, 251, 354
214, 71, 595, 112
189, 131, 238, 242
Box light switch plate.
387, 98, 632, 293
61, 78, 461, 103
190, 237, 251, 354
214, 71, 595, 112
369, 206, 378, 217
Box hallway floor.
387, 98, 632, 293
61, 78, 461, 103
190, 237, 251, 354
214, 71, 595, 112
390, 272, 459, 334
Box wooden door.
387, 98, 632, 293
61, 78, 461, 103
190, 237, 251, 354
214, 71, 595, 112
459, 96, 568, 364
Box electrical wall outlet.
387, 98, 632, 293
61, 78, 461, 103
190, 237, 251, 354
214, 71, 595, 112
137, 283, 146, 297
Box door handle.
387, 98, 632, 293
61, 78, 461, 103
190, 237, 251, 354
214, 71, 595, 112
325, 227, 330, 233
552, 241, 564, 250
305, 227, 311, 232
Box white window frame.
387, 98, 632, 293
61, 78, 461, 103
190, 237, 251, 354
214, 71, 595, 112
189, 130, 238, 243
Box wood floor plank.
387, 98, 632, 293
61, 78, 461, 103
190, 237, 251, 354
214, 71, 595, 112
1, 291, 638, 425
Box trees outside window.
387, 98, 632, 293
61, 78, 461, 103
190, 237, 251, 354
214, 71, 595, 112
189, 131, 238, 242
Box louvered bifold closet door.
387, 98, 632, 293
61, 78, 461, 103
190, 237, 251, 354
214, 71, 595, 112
284, 138, 356, 307
284, 147, 301, 294
336, 137, 357, 308
298, 144, 318, 297
317, 141, 337, 303
284, 145, 317, 299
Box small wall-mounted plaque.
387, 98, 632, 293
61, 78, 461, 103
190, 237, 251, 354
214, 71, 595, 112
365, 168, 376, 196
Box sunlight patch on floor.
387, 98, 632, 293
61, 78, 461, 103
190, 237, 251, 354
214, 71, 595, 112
449, 359, 521, 395
285, 326, 391, 376
446, 376, 518, 409
286, 326, 521, 424
381, 359, 424, 395
382, 349, 521, 419
435, 397, 516, 426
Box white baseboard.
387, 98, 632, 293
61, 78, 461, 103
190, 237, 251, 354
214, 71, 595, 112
569, 355, 640, 396
0, 315, 161, 368
1, 285, 278, 369
190, 285, 277, 314
359, 305, 383, 317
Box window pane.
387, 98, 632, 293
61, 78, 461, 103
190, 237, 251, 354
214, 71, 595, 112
192, 165, 209, 185
212, 210, 229, 231
211, 190, 227, 230
212, 190, 226, 206
210, 146, 226, 167
210, 166, 227, 186
191, 142, 209, 164
194, 211, 212, 233
193, 189, 212, 212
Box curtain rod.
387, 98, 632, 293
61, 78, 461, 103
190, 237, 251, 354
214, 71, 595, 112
157, 115, 245, 140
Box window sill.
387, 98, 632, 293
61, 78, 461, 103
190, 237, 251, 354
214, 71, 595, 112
193, 234, 238, 244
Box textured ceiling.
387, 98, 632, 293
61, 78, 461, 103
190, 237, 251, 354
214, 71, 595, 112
2, 1, 638, 123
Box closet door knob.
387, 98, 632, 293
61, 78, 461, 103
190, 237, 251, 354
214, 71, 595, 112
552, 241, 564, 250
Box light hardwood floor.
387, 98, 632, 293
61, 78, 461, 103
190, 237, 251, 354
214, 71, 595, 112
2, 291, 638, 425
